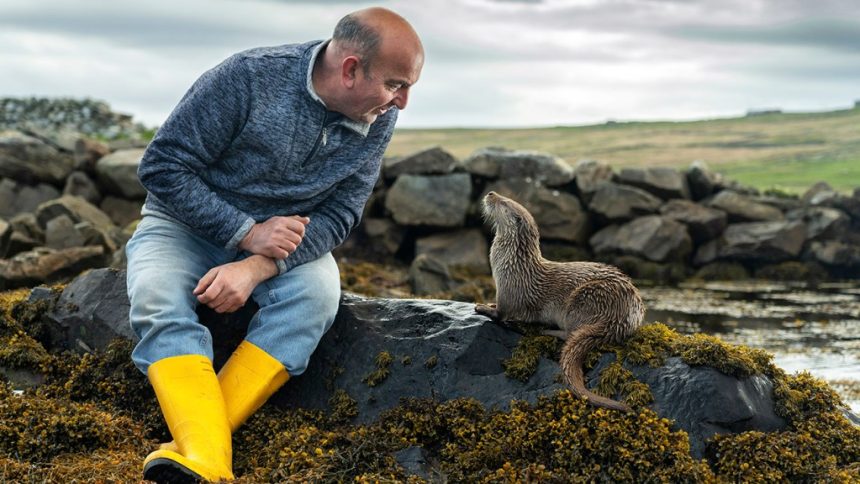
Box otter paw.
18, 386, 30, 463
475, 303, 499, 319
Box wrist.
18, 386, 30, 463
239, 224, 258, 251
242, 254, 278, 280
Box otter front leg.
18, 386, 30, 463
475, 303, 500, 319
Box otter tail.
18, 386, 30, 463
560, 325, 633, 413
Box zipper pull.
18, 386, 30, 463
322, 127, 328, 146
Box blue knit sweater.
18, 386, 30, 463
138, 40, 398, 274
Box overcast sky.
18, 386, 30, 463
2, 0, 859, 128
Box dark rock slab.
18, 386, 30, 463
385, 173, 472, 227
786, 206, 851, 242
706, 190, 784, 223
618, 167, 691, 200
589, 355, 786, 459
415, 229, 489, 274
383, 146, 458, 179
408, 253, 455, 295
483, 179, 591, 244
588, 182, 662, 223
660, 199, 728, 244
361, 217, 405, 255
0, 130, 76, 185
715, 221, 807, 263
463, 147, 574, 187
94, 148, 147, 199
590, 215, 692, 263
686, 160, 722, 201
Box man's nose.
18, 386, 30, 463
393, 87, 410, 110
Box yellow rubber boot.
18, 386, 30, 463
159, 341, 290, 453
143, 354, 234, 483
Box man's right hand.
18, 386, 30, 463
239, 215, 310, 259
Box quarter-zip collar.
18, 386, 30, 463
305, 39, 372, 138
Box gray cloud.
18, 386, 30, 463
670, 19, 860, 53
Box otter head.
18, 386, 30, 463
482, 191, 540, 241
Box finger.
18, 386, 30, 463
277, 240, 298, 254
281, 218, 307, 237
193, 269, 218, 296
198, 280, 224, 305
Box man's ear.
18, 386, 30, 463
341, 56, 359, 88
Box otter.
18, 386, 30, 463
476, 191, 645, 413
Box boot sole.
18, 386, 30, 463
143, 457, 203, 483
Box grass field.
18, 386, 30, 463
387, 106, 860, 194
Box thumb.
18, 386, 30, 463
194, 269, 218, 295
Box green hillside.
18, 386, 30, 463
387, 106, 860, 194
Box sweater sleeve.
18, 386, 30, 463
137, 55, 256, 249
276, 113, 396, 274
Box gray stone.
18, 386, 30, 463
0, 177, 61, 219
394, 446, 433, 481
74, 137, 110, 173
94, 148, 147, 198
801, 181, 837, 206
573, 159, 615, 202
587, 182, 662, 223
686, 160, 721, 201
0, 246, 105, 290
0, 130, 76, 184
43, 268, 135, 353
618, 167, 691, 200
361, 218, 405, 255
99, 196, 142, 228
589, 215, 692, 263
63, 171, 102, 205
45, 215, 87, 249
716, 221, 807, 262
408, 254, 456, 295
589, 355, 786, 459
463, 147, 574, 186
415, 229, 489, 274
808, 241, 860, 267
705, 190, 784, 223
786, 206, 851, 242
383, 146, 458, 179
9, 213, 43, 241
660, 199, 728, 244
484, 179, 591, 244
385, 173, 472, 227
35, 195, 116, 232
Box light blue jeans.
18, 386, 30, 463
125, 215, 340, 376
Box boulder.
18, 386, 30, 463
462, 147, 574, 187
63, 171, 102, 205
573, 159, 615, 202
407, 254, 456, 295
713, 221, 807, 263
589, 215, 692, 263
0, 130, 76, 184
807, 240, 860, 268
385, 173, 472, 227
484, 179, 591, 244
8, 213, 44, 242
618, 167, 691, 200
99, 196, 143, 228
383, 146, 458, 179
41, 269, 794, 459
5, 232, 39, 258
686, 160, 722, 201
415, 229, 490, 274
0, 218, 10, 258
0, 246, 105, 290
589, 354, 786, 459
705, 190, 784, 223
94, 148, 147, 199
74, 137, 110, 173
44, 215, 87, 250
660, 199, 728, 244
801, 181, 838, 206
587, 182, 662, 223
361, 217, 405, 255
35, 195, 116, 232
785, 206, 851, 242
0, 177, 61, 219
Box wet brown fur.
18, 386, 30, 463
477, 192, 645, 412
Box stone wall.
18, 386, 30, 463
1, 103, 858, 290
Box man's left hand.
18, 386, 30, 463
193, 256, 277, 313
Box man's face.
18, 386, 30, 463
348, 51, 422, 124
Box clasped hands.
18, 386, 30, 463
194, 215, 310, 313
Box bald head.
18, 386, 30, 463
332, 7, 423, 76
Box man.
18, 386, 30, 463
125, 7, 423, 482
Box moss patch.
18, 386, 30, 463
362, 351, 394, 387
